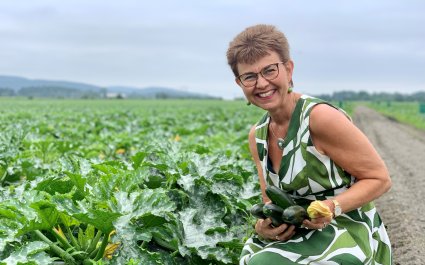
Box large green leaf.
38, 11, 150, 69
0, 241, 55, 265
52, 194, 120, 234
0, 218, 23, 253
110, 189, 177, 261
0, 190, 58, 242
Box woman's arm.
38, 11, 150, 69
309, 104, 391, 217
248, 125, 296, 240
248, 125, 269, 203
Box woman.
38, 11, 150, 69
227, 24, 392, 264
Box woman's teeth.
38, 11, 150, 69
258, 90, 274, 98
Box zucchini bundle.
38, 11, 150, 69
250, 185, 308, 227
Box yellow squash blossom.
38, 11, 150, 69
53, 226, 66, 240
104, 242, 120, 259
103, 230, 120, 259
115, 148, 126, 155
307, 200, 333, 219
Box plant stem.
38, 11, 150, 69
89, 248, 99, 260
51, 228, 73, 250
34, 230, 77, 265
82, 259, 96, 265
64, 225, 81, 250
86, 230, 102, 255
0, 168, 7, 185
51, 228, 85, 260
94, 231, 110, 261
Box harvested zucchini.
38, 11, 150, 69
250, 203, 267, 219
282, 205, 308, 226
263, 203, 285, 227
265, 185, 295, 209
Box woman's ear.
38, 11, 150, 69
235, 78, 243, 87
285, 60, 294, 80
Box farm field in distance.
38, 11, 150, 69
366, 101, 425, 130
1, 98, 423, 264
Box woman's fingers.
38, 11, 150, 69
254, 218, 272, 237
255, 218, 272, 231
303, 217, 332, 230
255, 219, 296, 241
273, 222, 290, 234
274, 224, 295, 241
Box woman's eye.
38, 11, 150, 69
242, 74, 257, 81
263, 68, 277, 76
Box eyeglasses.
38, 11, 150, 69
237, 62, 285, 87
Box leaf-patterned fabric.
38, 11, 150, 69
240, 95, 391, 265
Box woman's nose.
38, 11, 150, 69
255, 74, 269, 89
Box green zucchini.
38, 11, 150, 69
263, 203, 285, 227
265, 185, 295, 209
282, 205, 308, 226
250, 203, 267, 219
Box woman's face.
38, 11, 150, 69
236, 51, 293, 110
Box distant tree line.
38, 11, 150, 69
0, 86, 102, 99
0, 86, 218, 99
0, 87, 14, 96
314, 90, 425, 102
1, 86, 425, 101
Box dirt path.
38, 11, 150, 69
353, 106, 425, 265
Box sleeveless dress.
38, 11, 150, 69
240, 95, 392, 265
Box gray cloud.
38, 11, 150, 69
0, 0, 424, 99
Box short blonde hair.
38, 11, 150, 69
226, 24, 291, 78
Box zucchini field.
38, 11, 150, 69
0, 99, 264, 265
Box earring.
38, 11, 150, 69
246, 101, 252, 106
288, 81, 293, 93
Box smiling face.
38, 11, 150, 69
236, 51, 293, 110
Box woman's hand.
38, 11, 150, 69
303, 200, 334, 230
302, 216, 333, 230
255, 218, 296, 241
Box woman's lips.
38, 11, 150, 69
256, 90, 276, 99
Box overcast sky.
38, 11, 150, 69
1, 0, 424, 99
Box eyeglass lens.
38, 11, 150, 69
239, 63, 280, 87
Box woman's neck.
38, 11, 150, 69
268, 92, 301, 125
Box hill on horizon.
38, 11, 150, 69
0, 75, 218, 99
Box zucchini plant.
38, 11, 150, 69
0, 99, 263, 264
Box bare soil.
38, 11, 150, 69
353, 106, 425, 265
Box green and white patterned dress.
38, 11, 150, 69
240, 95, 391, 265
